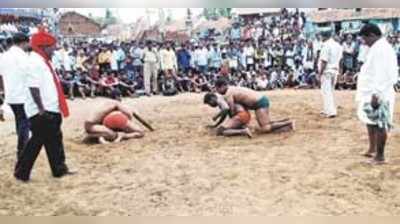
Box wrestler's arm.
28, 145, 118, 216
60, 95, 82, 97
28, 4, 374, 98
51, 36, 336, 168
225, 94, 236, 115
210, 109, 230, 128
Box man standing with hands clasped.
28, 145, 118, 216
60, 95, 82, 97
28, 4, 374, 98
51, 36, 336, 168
357, 24, 398, 165
14, 30, 75, 182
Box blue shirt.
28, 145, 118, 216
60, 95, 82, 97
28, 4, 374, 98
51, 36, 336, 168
177, 49, 191, 70
231, 27, 241, 40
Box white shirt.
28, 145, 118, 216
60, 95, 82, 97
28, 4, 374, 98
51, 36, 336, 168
257, 78, 268, 89
244, 46, 255, 65
52, 50, 63, 70
60, 49, 73, 71
319, 38, 343, 73
25, 52, 60, 118
111, 50, 119, 71
160, 49, 177, 71
313, 40, 323, 53
0, 46, 30, 104
356, 38, 398, 103
357, 44, 369, 64
195, 48, 209, 66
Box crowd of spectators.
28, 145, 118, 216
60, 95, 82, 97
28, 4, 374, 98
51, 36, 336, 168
3, 8, 400, 100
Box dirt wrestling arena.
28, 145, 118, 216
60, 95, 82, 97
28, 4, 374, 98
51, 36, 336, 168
1, 89, 400, 215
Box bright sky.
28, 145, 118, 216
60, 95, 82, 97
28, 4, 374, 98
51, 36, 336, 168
66, 8, 203, 24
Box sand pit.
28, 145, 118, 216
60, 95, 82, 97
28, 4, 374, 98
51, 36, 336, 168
1, 89, 400, 215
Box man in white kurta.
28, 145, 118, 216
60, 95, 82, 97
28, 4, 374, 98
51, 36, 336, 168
318, 31, 343, 118
357, 23, 398, 164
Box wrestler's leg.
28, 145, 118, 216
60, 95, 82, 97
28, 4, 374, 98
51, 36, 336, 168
255, 108, 294, 133
85, 124, 118, 144
119, 120, 145, 140
217, 116, 252, 138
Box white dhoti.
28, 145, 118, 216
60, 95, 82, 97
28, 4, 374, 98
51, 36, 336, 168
321, 71, 337, 116
355, 38, 398, 127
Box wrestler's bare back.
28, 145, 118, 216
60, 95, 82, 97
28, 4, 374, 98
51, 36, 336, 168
86, 101, 133, 124
224, 86, 263, 109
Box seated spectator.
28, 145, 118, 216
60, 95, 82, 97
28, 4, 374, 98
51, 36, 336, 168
192, 73, 212, 93
161, 73, 178, 96
256, 74, 269, 91
175, 69, 191, 92
119, 72, 137, 98
100, 71, 122, 100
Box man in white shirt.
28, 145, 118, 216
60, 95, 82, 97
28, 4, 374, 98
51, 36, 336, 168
356, 24, 398, 164
14, 31, 73, 182
60, 44, 73, 72
110, 45, 119, 71
357, 38, 369, 69
318, 30, 343, 118
159, 42, 177, 75
243, 42, 255, 71
142, 41, 160, 96
0, 33, 31, 159
194, 45, 209, 75
0, 36, 11, 122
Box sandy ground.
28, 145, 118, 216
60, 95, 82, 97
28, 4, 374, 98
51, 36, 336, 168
1, 89, 400, 215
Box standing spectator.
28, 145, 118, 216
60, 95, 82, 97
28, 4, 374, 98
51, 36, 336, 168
342, 34, 356, 74
357, 24, 398, 164
131, 42, 144, 77
302, 40, 317, 87
62, 46, 74, 73
159, 42, 178, 76
115, 44, 126, 70
357, 38, 369, 69
243, 42, 255, 71
110, 45, 119, 71
208, 43, 222, 73
14, 31, 74, 182
0, 33, 31, 159
194, 44, 209, 75
142, 41, 159, 96
97, 47, 110, 73
230, 22, 241, 41
76, 50, 88, 72
284, 43, 296, 70
176, 44, 191, 75
318, 30, 343, 118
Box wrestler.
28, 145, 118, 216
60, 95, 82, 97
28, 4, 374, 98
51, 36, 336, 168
84, 100, 145, 144
214, 77, 295, 134
204, 92, 252, 138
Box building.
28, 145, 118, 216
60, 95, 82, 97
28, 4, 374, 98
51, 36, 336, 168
308, 8, 400, 35
58, 11, 102, 38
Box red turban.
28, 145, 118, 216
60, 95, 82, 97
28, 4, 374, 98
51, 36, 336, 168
30, 31, 57, 61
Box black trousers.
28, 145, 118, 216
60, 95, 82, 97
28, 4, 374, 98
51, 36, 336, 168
14, 112, 68, 180
9, 104, 30, 159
